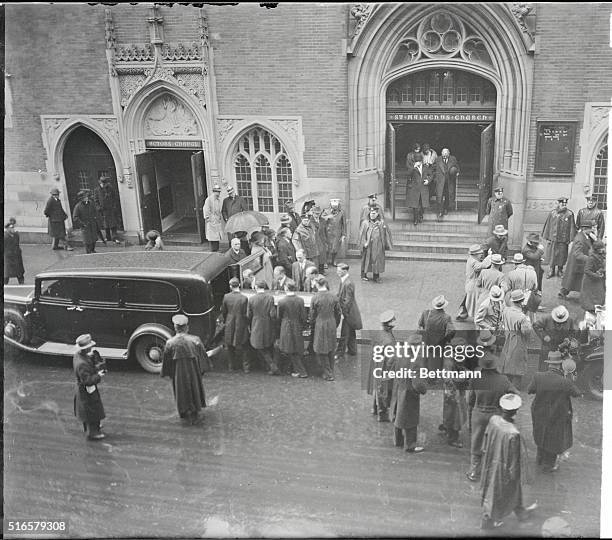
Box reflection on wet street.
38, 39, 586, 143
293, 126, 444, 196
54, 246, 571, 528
4, 348, 602, 537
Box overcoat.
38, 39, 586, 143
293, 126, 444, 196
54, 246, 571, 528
276, 237, 296, 276
291, 259, 315, 291
337, 277, 363, 330
4, 229, 25, 278
278, 294, 307, 354
359, 218, 393, 274
405, 165, 430, 209
313, 218, 328, 264
542, 208, 576, 267
576, 206, 605, 239
433, 155, 460, 199
72, 200, 99, 244
390, 354, 428, 430
359, 202, 384, 224
44, 196, 68, 238
484, 235, 508, 260
221, 195, 248, 221
464, 254, 492, 318
203, 195, 225, 242
474, 298, 505, 333
418, 309, 454, 346
476, 267, 506, 305
533, 315, 576, 358
580, 250, 606, 311
522, 243, 545, 279
366, 328, 396, 404
287, 211, 301, 233
73, 350, 105, 424
561, 230, 593, 292
485, 197, 513, 234
309, 290, 341, 354
499, 305, 532, 376
292, 222, 319, 260
247, 291, 277, 349
504, 265, 537, 307
321, 207, 346, 254
94, 184, 121, 229
527, 369, 581, 454
161, 333, 207, 416
221, 290, 250, 348
225, 247, 247, 264
442, 363, 469, 431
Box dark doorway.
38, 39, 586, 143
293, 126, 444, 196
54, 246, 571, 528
63, 126, 123, 228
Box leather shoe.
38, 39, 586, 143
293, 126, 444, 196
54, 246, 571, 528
88, 433, 106, 440
466, 471, 479, 482
406, 446, 425, 453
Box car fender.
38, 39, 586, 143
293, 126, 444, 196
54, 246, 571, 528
127, 323, 174, 354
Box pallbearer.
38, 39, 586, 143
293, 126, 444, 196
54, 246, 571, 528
278, 280, 309, 378
220, 278, 250, 373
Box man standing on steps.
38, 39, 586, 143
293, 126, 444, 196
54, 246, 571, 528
484, 186, 514, 236
576, 195, 605, 239
359, 193, 384, 224
222, 186, 248, 244
203, 184, 225, 252
405, 152, 429, 225
542, 196, 576, 278
433, 147, 460, 218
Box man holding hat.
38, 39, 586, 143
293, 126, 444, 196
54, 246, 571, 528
73, 333, 107, 440
527, 351, 582, 473
533, 305, 576, 372
475, 286, 506, 343
321, 198, 346, 267
484, 186, 514, 236
335, 263, 362, 359
476, 254, 506, 306
359, 193, 384, 224
576, 194, 605, 239
368, 310, 397, 422
44, 187, 73, 251
161, 314, 209, 425
72, 189, 100, 254
417, 295, 455, 372
247, 280, 280, 375
484, 225, 509, 260
479, 393, 537, 529
458, 244, 492, 320
203, 184, 225, 252
222, 186, 248, 244
499, 289, 533, 389
522, 232, 545, 292
542, 196, 576, 278
559, 219, 596, 299
220, 278, 250, 373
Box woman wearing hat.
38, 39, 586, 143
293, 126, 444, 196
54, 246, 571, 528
499, 289, 533, 389
533, 305, 577, 372
460, 244, 492, 320
44, 187, 73, 251
144, 229, 164, 250
580, 240, 606, 314
72, 189, 100, 254
203, 184, 225, 252
73, 334, 107, 440
4, 218, 25, 284
417, 295, 455, 372
522, 232, 545, 292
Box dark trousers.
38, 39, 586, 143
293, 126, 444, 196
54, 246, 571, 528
447, 427, 460, 443
394, 426, 418, 450
536, 446, 557, 469
256, 347, 279, 374
337, 318, 357, 355
85, 242, 96, 254
443, 178, 456, 213
209, 241, 220, 252
282, 351, 307, 376
226, 345, 249, 372
4, 275, 24, 284
318, 351, 335, 378
360, 249, 367, 277
104, 226, 118, 241
84, 421, 102, 438
52, 236, 68, 249
470, 410, 495, 475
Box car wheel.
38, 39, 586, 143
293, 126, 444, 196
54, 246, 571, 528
4, 307, 31, 344
133, 334, 166, 374
581, 362, 603, 401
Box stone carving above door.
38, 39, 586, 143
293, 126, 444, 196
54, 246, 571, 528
143, 94, 200, 137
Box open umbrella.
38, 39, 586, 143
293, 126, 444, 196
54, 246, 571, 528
225, 210, 269, 234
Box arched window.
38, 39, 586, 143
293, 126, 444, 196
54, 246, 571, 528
232, 127, 294, 213
593, 137, 608, 210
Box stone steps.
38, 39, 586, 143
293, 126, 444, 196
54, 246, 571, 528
346, 249, 466, 263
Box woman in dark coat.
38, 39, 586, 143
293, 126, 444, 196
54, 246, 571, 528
358, 208, 393, 283
580, 241, 606, 313
4, 219, 25, 284
72, 190, 100, 254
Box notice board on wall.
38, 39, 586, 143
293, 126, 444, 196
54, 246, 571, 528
535, 121, 577, 175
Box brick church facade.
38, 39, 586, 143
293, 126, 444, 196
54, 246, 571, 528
4, 3, 610, 248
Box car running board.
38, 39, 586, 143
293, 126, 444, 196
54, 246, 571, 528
4, 336, 128, 360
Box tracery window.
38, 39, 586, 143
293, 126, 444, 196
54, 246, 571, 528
232, 127, 294, 213
593, 139, 608, 210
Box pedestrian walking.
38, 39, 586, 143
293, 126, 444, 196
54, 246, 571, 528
44, 187, 73, 251
358, 207, 393, 283
542, 196, 576, 278
93, 175, 122, 244
4, 218, 25, 284
247, 280, 280, 375
576, 195, 605, 239
225, 237, 246, 263
203, 184, 225, 252
433, 147, 460, 217
335, 263, 363, 359
499, 290, 533, 389
321, 198, 346, 267
484, 186, 514, 236
309, 277, 341, 381
417, 295, 455, 372
144, 229, 164, 250
580, 240, 606, 314
161, 314, 209, 425
476, 253, 506, 305
527, 351, 582, 473
73, 334, 107, 440
278, 280, 309, 378
292, 214, 319, 268
359, 193, 384, 224
522, 232, 545, 292
220, 278, 250, 373
484, 225, 509, 260
457, 244, 492, 320
439, 338, 469, 448
368, 310, 398, 422
276, 227, 296, 277
559, 220, 596, 299
533, 306, 577, 372
390, 333, 428, 453
221, 186, 248, 243
422, 143, 438, 200
467, 332, 518, 482
479, 393, 537, 529
405, 152, 430, 225
72, 189, 100, 254
291, 249, 315, 292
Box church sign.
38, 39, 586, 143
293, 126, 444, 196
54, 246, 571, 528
387, 111, 496, 123
145, 139, 203, 149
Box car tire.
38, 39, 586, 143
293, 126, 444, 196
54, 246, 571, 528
581, 362, 603, 401
4, 307, 31, 345
133, 334, 166, 374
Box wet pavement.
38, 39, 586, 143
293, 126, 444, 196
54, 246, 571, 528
4, 345, 602, 538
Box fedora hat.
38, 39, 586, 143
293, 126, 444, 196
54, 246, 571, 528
527, 232, 540, 243
379, 310, 396, 325
499, 393, 522, 411
431, 295, 449, 310
212, 184, 221, 192
280, 214, 292, 224
75, 333, 96, 351
477, 329, 497, 347
489, 285, 504, 302
490, 253, 505, 265
493, 225, 508, 236
50, 187, 60, 195
469, 244, 484, 255
551, 305, 569, 323
172, 314, 189, 326
510, 289, 525, 303
545, 351, 563, 364
512, 253, 525, 264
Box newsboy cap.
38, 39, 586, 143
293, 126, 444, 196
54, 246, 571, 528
172, 314, 189, 326
379, 310, 396, 324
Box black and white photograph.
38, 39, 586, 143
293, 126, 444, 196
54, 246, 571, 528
2, 2, 611, 538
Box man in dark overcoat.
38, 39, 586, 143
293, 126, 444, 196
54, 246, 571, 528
533, 305, 576, 372
309, 277, 341, 381
321, 198, 346, 267
335, 263, 363, 359
73, 334, 107, 440
220, 278, 250, 373
359, 194, 384, 224
433, 147, 460, 217
271, 266, 289, 291
368, 310, 397, 422
291, 249, 315, 292
484, 225, 509, 260
581, 241, 606, 313
542, 196, 576, 278
276, 227, 296, 277
292, 215, 319, 268
44, 187, 73, 250
405, 153, 429, 225
484, 186, 514, 236
161, 314, 209, 425
559, 220, 596, 299
4, 219, 25, 284
284, 201, 301, 233
222, 186, 248, 243
527, 351, 582, 473
311, 205, 328, 274
499, 290, 533, 389
576, 195, 605, 239
72, 190, 100, 254
417, 295, 455, 372
390, 333, 428, 452
358, 208, 393, 283
93, 176, 122, 244
278, 280, 308, 378
225, 237, 247, 264
522, 232, 545, 292
247, 280, 280, 375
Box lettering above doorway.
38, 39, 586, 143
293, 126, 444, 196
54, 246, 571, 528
145, 139, 203, 149
387, 111, 496, 123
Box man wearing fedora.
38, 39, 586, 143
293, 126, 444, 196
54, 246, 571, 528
476, 254, 506, 306
440, 336, 469, 448
203, 184, 225, 252
335, 263, 363, 360
359, 193, 384, 224
576, 194, 605, 240
44, 187, 73, 251
484, 225, 509, 260
368, 310, 397, 422
484, 186, 514, 236
505, 253, 538, 320
93, 175, 122, 245
72, 189, 100, 254
522, 232, 545, 292
475, 286, 506, 348
479, 393, 537, 529
457, 244, 492, 321
417, 295, 455, 372
559, 219, 597, 300
467, 330, 517, 482
161, 314, 209, 425
499, 289, 533, 389
533, 305, 577, 372
542, 196, 576, 278
73, 334, 107, 440
222, 185, 248, 244
527, 350, 582, 473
